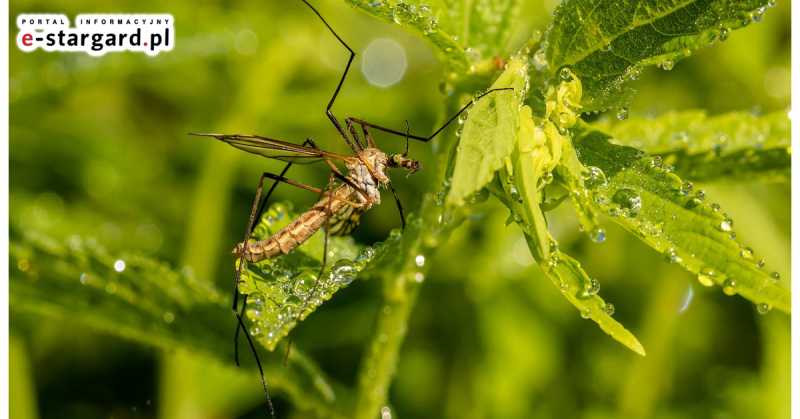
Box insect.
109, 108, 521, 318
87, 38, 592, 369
190, 1, 513, 417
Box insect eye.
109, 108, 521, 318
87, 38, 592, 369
391, 154, 401, 164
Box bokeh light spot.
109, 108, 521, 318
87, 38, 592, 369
361, 38, 407, 88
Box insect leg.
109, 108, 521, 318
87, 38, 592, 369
283, 170, 338, 366
252, 138, 316, 234
345, 87, 517, 143
300, 0, 362, 155
344, 118, 365, 150
233, 173, 277, 419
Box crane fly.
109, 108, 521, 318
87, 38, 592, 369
189, 1, 514, 418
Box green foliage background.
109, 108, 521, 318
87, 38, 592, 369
9, 0, 790, 418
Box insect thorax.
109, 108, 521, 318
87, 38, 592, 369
346, 148, 389, 207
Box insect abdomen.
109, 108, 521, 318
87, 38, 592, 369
233, 188, 353, 263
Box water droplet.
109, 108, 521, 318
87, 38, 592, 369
589, 227, 606, 243
293, 270, 318, 298
332, 259, 357, 285
629, 66, 642, 80
586, 278, 600, 295
580, 308, 591, 319
509, 187, 521, 201
680, 181, 693, 195
582, 166, 607, 189
694, 190, 705, 202
238, 280, 250, 293
560, 67, 572, 80
663, 248, 682, 264
426, 19, 439, 34
472, 91, 483, 104
757, 260, 766, 269
751, 7, 765, 22
651, 156, 662, 167
246, 303, 264, 321
770, 271, 780, 281
617, 106, 629, 120
722, 279, 738, 296
558, 112, 571, 124
662, 59, 674, 70
718, 28, 730, 41
163, 312, 174, 323
740, 247, 754, 260
603, 303, 615, 316
392, 2, 415, 25
757, 303, 771, 314
560, 282, 570, 293
417, 4, 432, 18
469, 188, 490, 204
697, 267, 716, 287
611, 188, 642, 217
719, 218, 733, 232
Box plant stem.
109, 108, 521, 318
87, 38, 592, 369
354, 270, 422, 419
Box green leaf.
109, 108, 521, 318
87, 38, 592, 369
524, 238, 647, 357
487, 107, 644, 356
9, 231, 351, 417
446, 55, 528, 205
545, 0, 771, 112
571, 124, 790, 314
591, 109, 791, 183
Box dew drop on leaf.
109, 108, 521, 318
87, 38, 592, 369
722, 279, 738, 296
392, 2, 415, 25
757, 303, 771, 314
586, 278, 600, 295
582, 166, 607, 189
663, 248, 682, 264
740, 247, 754, 260
770, 271, 780, 281
680, 181, 693, 195
611, 188, 642, 217
757, 259, 766, 269
603, 303, 615, 316
718, 218, 733, 232
697, 267, 716, 287
616, 106, 629, 120
332, 259, 357, 286
426, 19, 439, 34
580, 308, 592, 319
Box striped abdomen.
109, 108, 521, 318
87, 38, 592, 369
233, 185, 356, 263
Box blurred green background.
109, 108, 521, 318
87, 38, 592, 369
9, 0, 791, 418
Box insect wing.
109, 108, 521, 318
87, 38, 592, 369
328, 204, 363, 236
189, 133, 354, 164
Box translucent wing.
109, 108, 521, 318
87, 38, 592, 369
189, 133, 356, 164
328, 204, 364, 236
